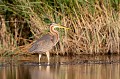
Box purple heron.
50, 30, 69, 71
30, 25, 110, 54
28, 23, 69, 65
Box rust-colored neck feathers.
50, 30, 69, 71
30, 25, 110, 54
50, 25, 59, 45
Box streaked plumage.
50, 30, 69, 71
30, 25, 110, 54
29, 34, 54, 53
28, 23, 68, 65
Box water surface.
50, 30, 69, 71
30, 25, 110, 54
0, 55, 120, 79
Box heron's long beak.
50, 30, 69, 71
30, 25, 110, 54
59, 25, 69, 30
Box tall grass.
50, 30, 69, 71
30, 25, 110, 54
0, 0, 120, 56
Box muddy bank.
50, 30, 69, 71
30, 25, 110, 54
0, 55, 120, 66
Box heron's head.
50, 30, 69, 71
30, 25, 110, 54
50, 23, 69, 29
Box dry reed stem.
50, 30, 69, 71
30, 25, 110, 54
1, 0, 120, 55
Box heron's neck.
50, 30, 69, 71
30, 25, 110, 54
50, 26, 59, 43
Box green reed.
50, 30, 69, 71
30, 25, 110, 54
0, 0, 120, 55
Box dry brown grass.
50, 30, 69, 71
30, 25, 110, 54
0, 0, 120, 56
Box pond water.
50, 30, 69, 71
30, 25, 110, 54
0, 55, 120, 79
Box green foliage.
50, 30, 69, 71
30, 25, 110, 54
0, 0, 120, 55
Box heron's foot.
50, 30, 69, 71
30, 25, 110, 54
38, 62, 41, 66
47, 62, 50, 66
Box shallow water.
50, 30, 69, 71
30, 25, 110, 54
0, 55, 120, 79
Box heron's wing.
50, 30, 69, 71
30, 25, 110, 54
29, 34, 54, 53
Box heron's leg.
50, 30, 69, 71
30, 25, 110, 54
46, 51, 50, 65
39, 54, 42, 65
